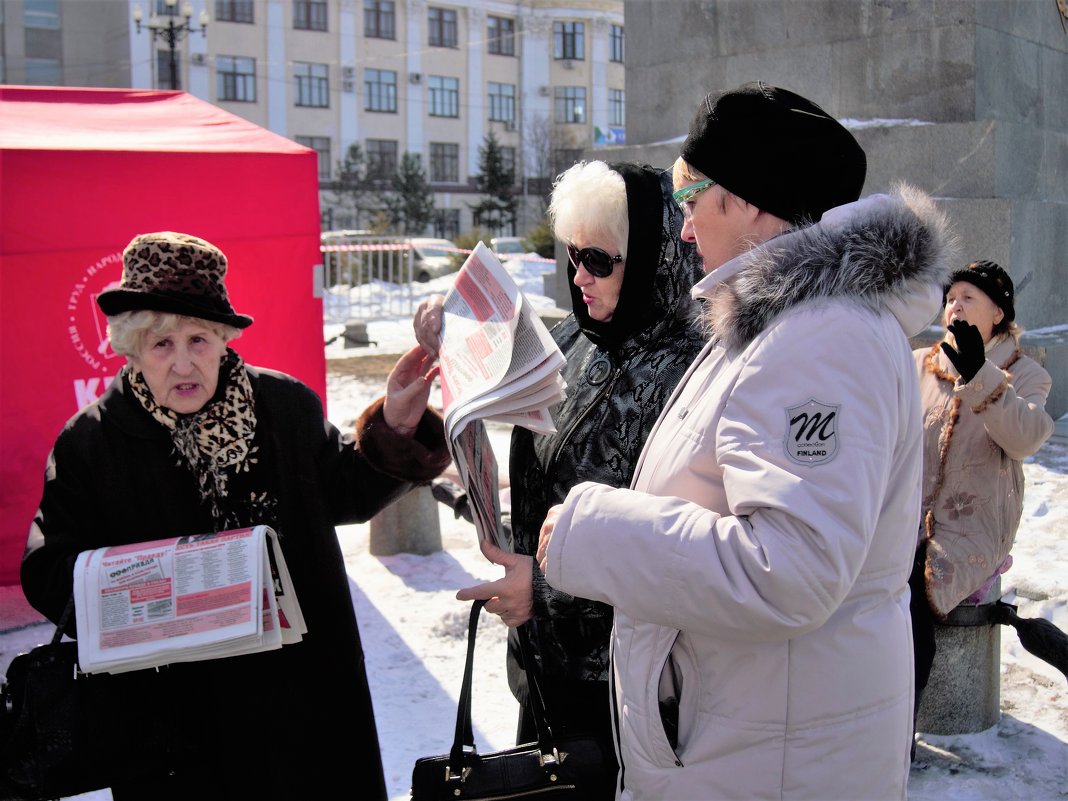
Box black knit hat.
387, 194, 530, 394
947, 260, 1015, 322
679, 81, 867, 226
97, 231, 253, 328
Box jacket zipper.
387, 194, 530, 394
547, 367, 620, 476
657, 631, 684, 766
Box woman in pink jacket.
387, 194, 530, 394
910, 259, 1054, 723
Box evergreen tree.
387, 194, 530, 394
469, 131, 518, 235
328, 144, 378, 230
385, 153, 436, 235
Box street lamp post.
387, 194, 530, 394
132, 0, 209, 90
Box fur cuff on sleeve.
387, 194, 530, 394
355, 397, 451, 481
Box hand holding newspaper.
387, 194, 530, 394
436, 242, 567, 551
73, 525, 305, 674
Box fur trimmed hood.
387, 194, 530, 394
694, 184, 958, 352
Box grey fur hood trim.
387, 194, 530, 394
696, 184, 958, 352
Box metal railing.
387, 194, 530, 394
321, 238, 415, 321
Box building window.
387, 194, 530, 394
295, 62, 329, 107
430, 142, 459, 182
157, 50, 181, 90
554, 86, 586, 124
428, 75, 459, 118
364, 68, 397, 112
218, 55, 256, 102
610, 24, 624, 63
296, 136, 331, 180
24, 0, 60, 29
364, 0, 395, 39
24, 57, 61, 84
154, 0, 179, 16
609, 89, 625, 126
293, 0, 327, 31
552, 148, 584, 179
553, 21, 584, 60
366, 139, 399, 181
435, 208, 460, 239
215, 0, 254, 23
488, 82, 515, 126
487, 16, 515, 56
428, 7, 457, 48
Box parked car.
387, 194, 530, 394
408, 237, 461, 282
321, 232, 458, 284
490, 236, 531, 256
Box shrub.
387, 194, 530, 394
524, 220, 555, 259
450, 229, 492, 270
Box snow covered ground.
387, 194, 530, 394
326, 257, 1068, 801
5, 255, 1065, 800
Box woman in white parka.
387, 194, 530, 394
536, 82, 956, 800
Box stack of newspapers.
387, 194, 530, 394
73, 524, 305, 674
436, 242, 567, 549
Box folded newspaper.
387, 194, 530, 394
72, 524, 306, 674
436, 242, 567, 550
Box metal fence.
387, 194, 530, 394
320, 238, 416, 322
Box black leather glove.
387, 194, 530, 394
941, 319, 986, 383
430, 478, 473, 523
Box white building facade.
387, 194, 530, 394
1, 0, 625, 237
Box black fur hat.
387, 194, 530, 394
947, 260, 1015, 322
680, 81, 867, 226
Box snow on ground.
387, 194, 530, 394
323, 257, 1067, 800
8, 254, 1065, 800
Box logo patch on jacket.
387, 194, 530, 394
785, 399, 839, 466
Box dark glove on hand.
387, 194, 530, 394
941, 319, 986, 383
430, 478, 473, 523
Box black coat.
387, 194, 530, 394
507, 165, 705, 695
21, 363, 449, 800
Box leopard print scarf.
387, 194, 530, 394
128, 349, 260, 528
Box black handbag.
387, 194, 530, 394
0, 599, 178, 801
410, 599, 615, 800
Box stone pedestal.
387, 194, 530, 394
916, 600, 1002, 735
343, 319, 371, 348
369, 484, 442, 556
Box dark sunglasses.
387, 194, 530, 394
566, 244, 624, 278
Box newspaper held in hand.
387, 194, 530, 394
436, 242, 567, 551
73, 525, 306, 675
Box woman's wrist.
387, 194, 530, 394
388, 421, 417, 438
382, 397, 418, 437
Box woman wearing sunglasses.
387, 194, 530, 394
414, 160, 704, 798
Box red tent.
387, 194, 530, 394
0, 86, 326, 586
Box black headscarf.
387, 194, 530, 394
567, 161, 697, 352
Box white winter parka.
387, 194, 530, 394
543, 188, 956, 800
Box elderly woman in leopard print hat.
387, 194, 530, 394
21, 231, 450, 800
909, 259, 1054, 726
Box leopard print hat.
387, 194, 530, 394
97, 231, 254, 328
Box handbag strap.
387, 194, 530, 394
449, 600, 558, 770
515, 621, 554, 743
51, 596, 76, 646
450, 599, 486, 766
